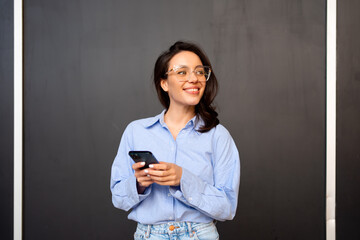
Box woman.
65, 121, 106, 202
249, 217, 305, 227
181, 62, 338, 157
111, 41, 240, 240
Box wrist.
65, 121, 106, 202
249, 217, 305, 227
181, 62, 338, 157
136, 181, 146, 194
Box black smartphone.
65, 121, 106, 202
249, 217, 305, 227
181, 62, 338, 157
128, 151, 159, 170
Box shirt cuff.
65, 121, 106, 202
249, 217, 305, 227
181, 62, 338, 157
138, 185, 152, 202
126, 175, 152, 206
169, 167, 204, 207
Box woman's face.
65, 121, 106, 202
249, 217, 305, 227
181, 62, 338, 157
161, 51, 206, 110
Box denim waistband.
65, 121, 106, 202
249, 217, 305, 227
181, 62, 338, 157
137, 221, 214, 237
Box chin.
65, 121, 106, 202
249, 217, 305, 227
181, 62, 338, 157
186, 100, 201, 106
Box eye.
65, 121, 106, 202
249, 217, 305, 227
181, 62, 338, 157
195, 70, 205, 75
195, 67, 206, 75
177, 71, 187, 75
175, 68, 188, 76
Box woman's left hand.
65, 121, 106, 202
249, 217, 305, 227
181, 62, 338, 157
145, 162, 182, 186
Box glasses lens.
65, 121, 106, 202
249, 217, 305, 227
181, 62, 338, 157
194, 66, 211, 81
174, 67, 189, 82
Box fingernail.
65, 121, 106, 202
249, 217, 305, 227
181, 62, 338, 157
140, 162, 145, 166
149, 165, 154, 168
144, 169, 148, 173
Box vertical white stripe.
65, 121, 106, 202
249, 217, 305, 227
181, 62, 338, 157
14, 0, 23, 239
327, 0, 336, 240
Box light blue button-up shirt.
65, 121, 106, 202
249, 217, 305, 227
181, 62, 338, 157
110, 111, 240, 224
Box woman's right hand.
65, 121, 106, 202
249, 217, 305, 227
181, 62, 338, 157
132, 162, 154, 194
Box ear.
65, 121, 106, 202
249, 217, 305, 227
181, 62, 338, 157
160, 79, 168, 92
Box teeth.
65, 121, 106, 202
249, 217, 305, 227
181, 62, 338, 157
186, 89, 199, 92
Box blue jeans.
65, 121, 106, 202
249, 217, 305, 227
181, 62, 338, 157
134, 221, 219, 240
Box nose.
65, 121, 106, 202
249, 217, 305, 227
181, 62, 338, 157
187, 71, 199, 83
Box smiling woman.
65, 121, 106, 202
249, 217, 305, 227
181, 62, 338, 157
160, 51, 208, 138
110, 41, 240, 240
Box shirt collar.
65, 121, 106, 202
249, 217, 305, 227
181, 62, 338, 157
143, 110, 166, 128
144, 110, 202, 133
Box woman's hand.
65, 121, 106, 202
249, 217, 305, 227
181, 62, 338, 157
132, 162, 154, 194
146, 162, 183, 186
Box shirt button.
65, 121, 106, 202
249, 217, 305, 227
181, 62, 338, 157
168, 193, 171, 197
188, 197, 192, 201
169, 216, 173, 220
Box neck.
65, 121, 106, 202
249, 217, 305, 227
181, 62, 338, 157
164, 104, 196, 127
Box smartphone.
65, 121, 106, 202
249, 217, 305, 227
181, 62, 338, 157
128, 151, 159, 170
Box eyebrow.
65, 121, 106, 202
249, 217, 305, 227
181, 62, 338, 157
173, 64, 204, 69
174, 65, 188, 69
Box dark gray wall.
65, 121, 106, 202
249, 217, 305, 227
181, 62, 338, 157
24, 0, 325, 239
337, 0, 360, 239
0, 0, 14, 239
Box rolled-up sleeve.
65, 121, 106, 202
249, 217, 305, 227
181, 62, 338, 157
110, 123, 152, 211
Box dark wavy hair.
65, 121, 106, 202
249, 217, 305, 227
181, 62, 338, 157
153, 41, 219, 133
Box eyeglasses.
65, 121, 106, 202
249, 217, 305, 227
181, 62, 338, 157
165, 65, 211, 82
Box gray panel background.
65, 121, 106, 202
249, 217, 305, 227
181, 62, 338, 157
0, 0, 14, 239
337, 0, 360, 239
24, 0, 325, 239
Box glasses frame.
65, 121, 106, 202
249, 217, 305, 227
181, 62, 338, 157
165, 65, 212, 82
